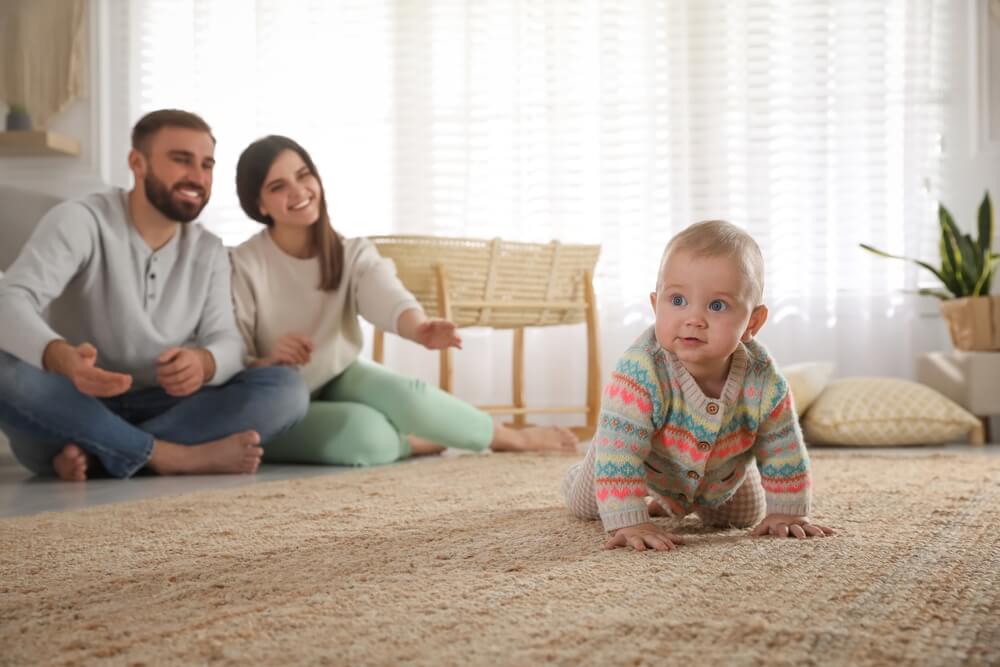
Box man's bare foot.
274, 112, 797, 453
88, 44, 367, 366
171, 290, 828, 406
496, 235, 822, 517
147, 431, 263, 475
490, 425, 578, 453
408, 435, 447, 457
52, 444, 89, 481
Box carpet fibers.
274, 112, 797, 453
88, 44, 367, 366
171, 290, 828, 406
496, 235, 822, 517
2, 451, 999, 666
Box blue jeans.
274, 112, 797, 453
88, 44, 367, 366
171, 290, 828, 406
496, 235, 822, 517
0, 351, 309, 478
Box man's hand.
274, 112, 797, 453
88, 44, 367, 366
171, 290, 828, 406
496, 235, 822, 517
604, 522, 685, 552
42, 340, 132, 397
414, 319, 462, 351
157, 347, 214, 397
750, 514, 834, 539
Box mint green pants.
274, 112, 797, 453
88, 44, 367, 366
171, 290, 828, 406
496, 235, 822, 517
262, 360, 495, 466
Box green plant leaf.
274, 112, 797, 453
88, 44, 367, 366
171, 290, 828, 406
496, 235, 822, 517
962, 232, 986, 293
939, 237, 957, 293
939, 211, 971, 295
940, 206, 982, 295
860, 242, 958, 295
914, 288, 953, 300
861, 193, 995, 299
977, 193, 995, 294
978, 192, 994, 257
973, 254, 1000, 296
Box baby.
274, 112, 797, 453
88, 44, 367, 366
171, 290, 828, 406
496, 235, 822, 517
563, 220, 833, 551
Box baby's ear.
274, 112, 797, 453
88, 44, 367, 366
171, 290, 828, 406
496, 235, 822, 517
742, 305, 769, 341
649, 291, 657, 313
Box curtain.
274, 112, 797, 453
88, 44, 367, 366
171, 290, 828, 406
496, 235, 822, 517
0, 0, 89, 128
108, 0, 951, 418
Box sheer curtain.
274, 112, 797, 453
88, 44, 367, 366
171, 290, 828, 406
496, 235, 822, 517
107, 0, 950, 417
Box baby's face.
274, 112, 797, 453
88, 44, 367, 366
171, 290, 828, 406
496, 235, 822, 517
650, 249, 761, 370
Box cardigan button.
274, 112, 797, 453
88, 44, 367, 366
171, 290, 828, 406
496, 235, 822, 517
687, 470, 700, 480
697, 441, 711, 451
706, 402, 719, 415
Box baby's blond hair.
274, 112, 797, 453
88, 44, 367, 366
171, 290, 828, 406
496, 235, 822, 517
656, 220, 765, 305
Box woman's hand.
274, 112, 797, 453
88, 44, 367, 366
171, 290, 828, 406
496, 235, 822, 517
414, 319, 462, 350
396, 308, 462, 350
267, 332, 315, 366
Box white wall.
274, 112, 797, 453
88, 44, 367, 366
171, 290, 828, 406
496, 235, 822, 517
945, 1, 1000, 254
0, 0, 118, 199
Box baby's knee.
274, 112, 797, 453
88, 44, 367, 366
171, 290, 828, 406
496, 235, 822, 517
565, 503, 599, 520
561, 463, 600, 519
703, 516, 754, 529
699, 506, 765, 529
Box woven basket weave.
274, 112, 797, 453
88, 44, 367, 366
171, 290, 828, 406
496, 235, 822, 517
369, 235, 600, 329
369, 234, 603, 437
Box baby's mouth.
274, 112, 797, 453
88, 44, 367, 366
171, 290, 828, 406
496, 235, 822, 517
678, 336, 705, 345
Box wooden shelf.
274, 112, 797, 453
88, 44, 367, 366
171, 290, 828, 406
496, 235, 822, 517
0, 131, 80, 157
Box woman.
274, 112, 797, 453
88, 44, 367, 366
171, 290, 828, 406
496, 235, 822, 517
231, 135, 578, 466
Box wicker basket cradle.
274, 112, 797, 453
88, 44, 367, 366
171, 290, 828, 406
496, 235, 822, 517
369, 235, 602, 439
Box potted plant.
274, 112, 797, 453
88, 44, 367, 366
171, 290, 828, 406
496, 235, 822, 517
5, 103, 32, 131
861, 193, 999, 351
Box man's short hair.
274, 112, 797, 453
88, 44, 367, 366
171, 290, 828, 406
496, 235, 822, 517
131, 109, 215, 153
657, 220, 766, 305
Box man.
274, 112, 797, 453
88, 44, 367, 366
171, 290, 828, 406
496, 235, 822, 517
0, 109, 309, 481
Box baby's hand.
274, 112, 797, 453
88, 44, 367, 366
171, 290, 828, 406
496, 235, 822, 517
750, 514, 834, 539
604, 522, 685, 552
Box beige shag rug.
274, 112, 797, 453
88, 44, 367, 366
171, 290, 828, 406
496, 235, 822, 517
2, 451, 999, 666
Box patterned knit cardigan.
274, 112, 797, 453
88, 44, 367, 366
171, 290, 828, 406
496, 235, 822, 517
594, 326, 811, 532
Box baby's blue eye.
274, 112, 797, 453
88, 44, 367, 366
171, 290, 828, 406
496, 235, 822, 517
708, 300, 727, 312
670, 294, 687, 307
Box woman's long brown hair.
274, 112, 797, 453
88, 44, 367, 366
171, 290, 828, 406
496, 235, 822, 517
236, 135, 344, 291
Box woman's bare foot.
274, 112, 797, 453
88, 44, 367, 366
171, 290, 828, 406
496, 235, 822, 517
490, 425, 578, 453
52, 444, 89, 481
408, 435, 447, 457
147, 431, 263, 475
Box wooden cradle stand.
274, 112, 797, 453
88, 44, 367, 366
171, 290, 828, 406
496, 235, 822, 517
369, 235, 602, 440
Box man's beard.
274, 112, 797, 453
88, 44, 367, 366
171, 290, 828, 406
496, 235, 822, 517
144, 170, 208, 223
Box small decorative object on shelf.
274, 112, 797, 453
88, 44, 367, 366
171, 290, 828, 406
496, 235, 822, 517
861, 193, 999, 351
5, 104, 33, 131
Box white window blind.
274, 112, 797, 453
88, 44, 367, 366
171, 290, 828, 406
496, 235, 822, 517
108, 0, 950, 385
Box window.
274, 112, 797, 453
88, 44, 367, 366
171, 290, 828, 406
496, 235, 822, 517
109, 0, 950, 385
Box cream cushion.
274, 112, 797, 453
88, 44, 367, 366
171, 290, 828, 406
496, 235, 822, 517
782, 362, 834, 417
803, 377, 984, 446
